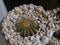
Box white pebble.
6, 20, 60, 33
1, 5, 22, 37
22, 4, 28, 11
31, 36, 35, 41
29, 4, 34, 10
12, 14, 19, 19
35, 6, 43, 13
8, 11, 15, 17
47, 30, 54, 38
14, 7, 23, 14
41, 36, 49, 45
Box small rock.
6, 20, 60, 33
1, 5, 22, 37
14, 7, 23, 14
47, 30, 54, 38
35, 6, 44, 14
41, 36, 49, 45
22, 4, 28, 11
29, 4, 34, 10
8, 11, 15, 17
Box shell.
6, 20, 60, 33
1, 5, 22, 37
41, 36, 49, 45
29, 4, 34, 10
35, 6, 44, 14
14, 7, 23, 14
47, 30, 54, 38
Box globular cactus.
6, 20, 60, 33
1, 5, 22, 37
16, 17, 39, 37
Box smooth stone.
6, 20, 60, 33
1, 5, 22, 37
29, 4, 34, 10
35, 6, 43, 14
41, 36, 49, 45
47, 30, 54, 38
31, 36, 35, 41
8, 11, 15, 17
22, 4, 28, 11
14, 7, 23, 14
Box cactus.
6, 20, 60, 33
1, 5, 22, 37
16, 17, 39, 37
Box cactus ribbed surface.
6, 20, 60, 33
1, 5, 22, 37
16, 17, 39, 37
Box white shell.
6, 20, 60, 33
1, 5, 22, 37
35, 6, 44, 14
22, 4, 28, 11
8, 11, 15, 17
24, 40, 32, 45
29, 4, 34, 10
47, 30, 54, 38
41, 36, 49, 45
14, 7, 23, 14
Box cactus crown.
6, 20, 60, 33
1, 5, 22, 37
22, 20, 30, 28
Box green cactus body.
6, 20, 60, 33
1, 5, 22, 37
16, 17, 39, 37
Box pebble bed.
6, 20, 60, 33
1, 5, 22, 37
2, 4, 60, 45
